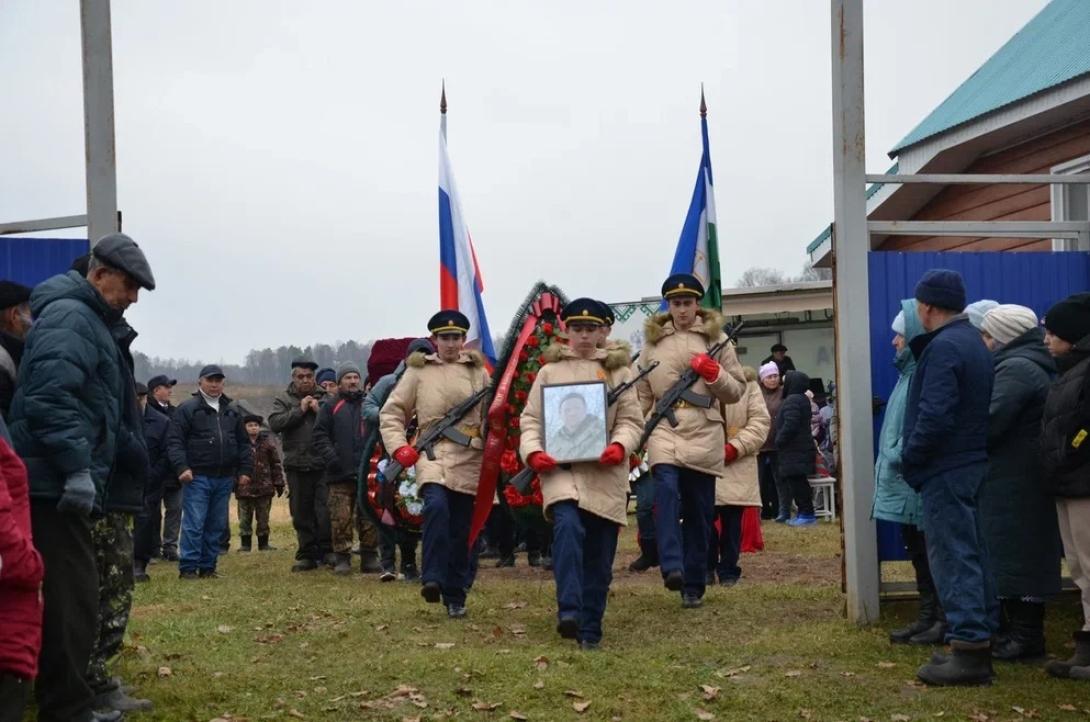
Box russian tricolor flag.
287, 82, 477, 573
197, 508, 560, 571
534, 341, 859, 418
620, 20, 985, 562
438, 90, 496, 365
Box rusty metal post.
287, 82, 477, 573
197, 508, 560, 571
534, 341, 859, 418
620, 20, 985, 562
80, 0, 119, 244
830, 0, 879, 625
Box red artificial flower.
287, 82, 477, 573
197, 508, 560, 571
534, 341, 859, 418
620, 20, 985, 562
526, 336, 540, 348
518, 350, 529, 363
510, 417, 520, 429
507, 404, 518, 416
526, 372, 537, 384
500, 450, 520, 475
542, 322, 554, 336
514, 390, 528, 403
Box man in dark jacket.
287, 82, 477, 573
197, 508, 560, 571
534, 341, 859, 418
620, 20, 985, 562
761, 343, 796, 377
902, 269, 997, 687
1040, 292, 1090, 681
146, 375, 181, 560
133, 383, 172, 582
774, 370, 816, 526
9, 233, 155, 722
313, 363, 379, 575
0, 280, 32, 418
269, 358, 330, 572
167, 365, 253, 579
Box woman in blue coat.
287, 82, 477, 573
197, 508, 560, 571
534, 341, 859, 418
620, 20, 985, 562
873, 300, 944, 645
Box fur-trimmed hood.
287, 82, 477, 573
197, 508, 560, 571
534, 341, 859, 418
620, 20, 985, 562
742, 365, 758, 383
643, 309, 725, 346
406, 349, 485, 369
541, 341, 631, 371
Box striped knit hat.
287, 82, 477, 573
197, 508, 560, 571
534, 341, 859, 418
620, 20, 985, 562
981, 305, 1039, 345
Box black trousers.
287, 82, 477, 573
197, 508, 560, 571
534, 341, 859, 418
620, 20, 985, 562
288, 469, 331, 561
30, 501, 98, 722
378, 525, 419, 570
901, 523, 936, 595
784, 474, 815, 517
757, 452, 778, 519
707, 505, 744, 581
488, 503, 516, 557
0, 673, 29, 722
133, 485, 163, 563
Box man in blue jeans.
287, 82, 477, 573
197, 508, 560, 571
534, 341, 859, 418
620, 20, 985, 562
167, 365, 253, 579
902, 269, 997, 686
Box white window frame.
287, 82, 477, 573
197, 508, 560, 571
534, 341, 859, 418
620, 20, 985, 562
1051, 153, 1090, 251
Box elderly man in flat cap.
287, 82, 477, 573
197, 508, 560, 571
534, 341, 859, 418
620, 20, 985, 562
0, 280, 32, 418
9, 233, 155, 722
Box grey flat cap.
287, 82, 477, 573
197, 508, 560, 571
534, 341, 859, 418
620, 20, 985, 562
92, 233, 156, 290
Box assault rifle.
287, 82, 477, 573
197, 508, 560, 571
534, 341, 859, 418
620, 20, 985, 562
382, 385, 491, 480
637, 320, 745, 451
508, 358, 659, 495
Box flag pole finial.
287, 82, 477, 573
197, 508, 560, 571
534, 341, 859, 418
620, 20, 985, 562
699, 83, 707, 118
441, 80, 447, 115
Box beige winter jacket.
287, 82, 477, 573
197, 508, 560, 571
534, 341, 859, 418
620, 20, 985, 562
520, 344, 644, 525
715, 368, 771, 507
379, 350, 490, 496
636, 309, 747, 478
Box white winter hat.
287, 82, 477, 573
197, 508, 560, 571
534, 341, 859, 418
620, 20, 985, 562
758, 361, 780, 380
981, 304, 1039, 345
891, 310, 906, 336
965, 299, 999, 330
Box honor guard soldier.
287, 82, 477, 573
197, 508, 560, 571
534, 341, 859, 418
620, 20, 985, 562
379, 310, 490, 618
520, 298, 643, 649
636, 274, 746, 608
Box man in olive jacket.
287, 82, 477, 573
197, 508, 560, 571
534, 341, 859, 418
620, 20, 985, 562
10, 233, 155, 722
269, 359, 330, 572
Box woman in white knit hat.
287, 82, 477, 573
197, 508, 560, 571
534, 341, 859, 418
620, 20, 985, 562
977, 304, 1062, 661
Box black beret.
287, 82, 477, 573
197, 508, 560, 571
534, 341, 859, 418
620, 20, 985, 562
199, 364, 225, 379
147, 374, 177, 392
771, 344, 788, 353
0, 281, 31, 310
92, 233, 156, 290
291, 358, 319, 371
428, 310, 470, 335
243, 414, 264, 425
561, 298, 606, 326
661, 273, 704, 300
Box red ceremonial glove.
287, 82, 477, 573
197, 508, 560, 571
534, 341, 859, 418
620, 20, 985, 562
598, 443, 625, 466
723, 443, 739, 464
393, 445, 419, 469
690, 353, 721, 383
527, 451, 558, 474
500, 450, 520, 475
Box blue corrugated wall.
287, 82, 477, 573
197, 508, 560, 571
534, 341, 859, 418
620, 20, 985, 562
868, 251, 1090, 562
0, 237, 89, 287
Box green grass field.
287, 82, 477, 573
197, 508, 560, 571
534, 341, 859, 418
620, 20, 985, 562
114, 502, 1088, 721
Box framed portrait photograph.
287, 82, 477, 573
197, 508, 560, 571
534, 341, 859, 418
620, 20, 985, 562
542, 381, 609, 464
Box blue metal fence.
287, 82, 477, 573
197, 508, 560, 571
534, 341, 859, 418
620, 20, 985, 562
0, 237, 89, 287
868, 251, 1090, 562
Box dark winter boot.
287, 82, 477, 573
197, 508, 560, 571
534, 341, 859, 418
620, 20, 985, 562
94, 684, 154, 712
1046, 630, 1090, 679
917, 640, 994, 686
527, 551, 542, 567
908, 596, 947, 645
359, 548, 383, 573
333, 552, 352, 576
495, 554, 515, 568
257, 534, 275, 551
992, 600, 1046, 661
890, 587, 939, 644
628, 539, 659, 572
133, 560, 150, 583
238, 535, 252, 552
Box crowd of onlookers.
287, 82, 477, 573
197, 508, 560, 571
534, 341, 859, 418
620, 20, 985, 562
872, 270, 1090, 686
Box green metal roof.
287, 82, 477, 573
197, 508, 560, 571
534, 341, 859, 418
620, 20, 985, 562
891, 0, 1090, 154
806, 164, 897, 254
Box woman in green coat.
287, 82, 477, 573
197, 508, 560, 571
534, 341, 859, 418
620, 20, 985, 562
873, 300, 945, 644
978, 305, 1062, 661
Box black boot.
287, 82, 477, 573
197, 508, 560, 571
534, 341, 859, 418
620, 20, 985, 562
992, 600, 1046, 661
890, 586, 939, 644
628, 539, 659, 572
908, 596, 947, 645
360, 548, 383, 573
1046, 630, 1090, 678
133, 559, 150, 583
237, 535, 252, 552
333, 552, 352, 575
257, 534, 275, 551
917, 640, 994, 686
527, 551, 542, 567
495, 554, 515, 568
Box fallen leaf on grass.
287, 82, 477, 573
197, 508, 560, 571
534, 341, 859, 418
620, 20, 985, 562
532, 680, 544, 690
288, 710, 304, 719
1011, 709, 1039, 719
375, 624, 388, 632
434, 643, 455, 650
255, 633, 284, 644
157, 666, 172, 678
402, 717, 421, 722
699, 685, 720, 701
503, 601, 528, 610
509, 624, 527, 636
533, 656, 549, 671
1058, 704, 1077, 711
563, 690, 584, 699
472, 701, 501, 712
455, 688, 473, 697
509, 712, 528, 721
798, 710, 812, 720
876, 661, 896, 669
891, 715, 910, 722
572, 700, 591, 713
714, 665, 750, 679
695, 710, 715, 721
784, 670, 802, 678
216, 625, 233, 634
841, 671, 856, 678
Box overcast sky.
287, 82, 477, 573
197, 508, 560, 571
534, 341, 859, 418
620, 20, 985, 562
1, 0, 1049, 363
